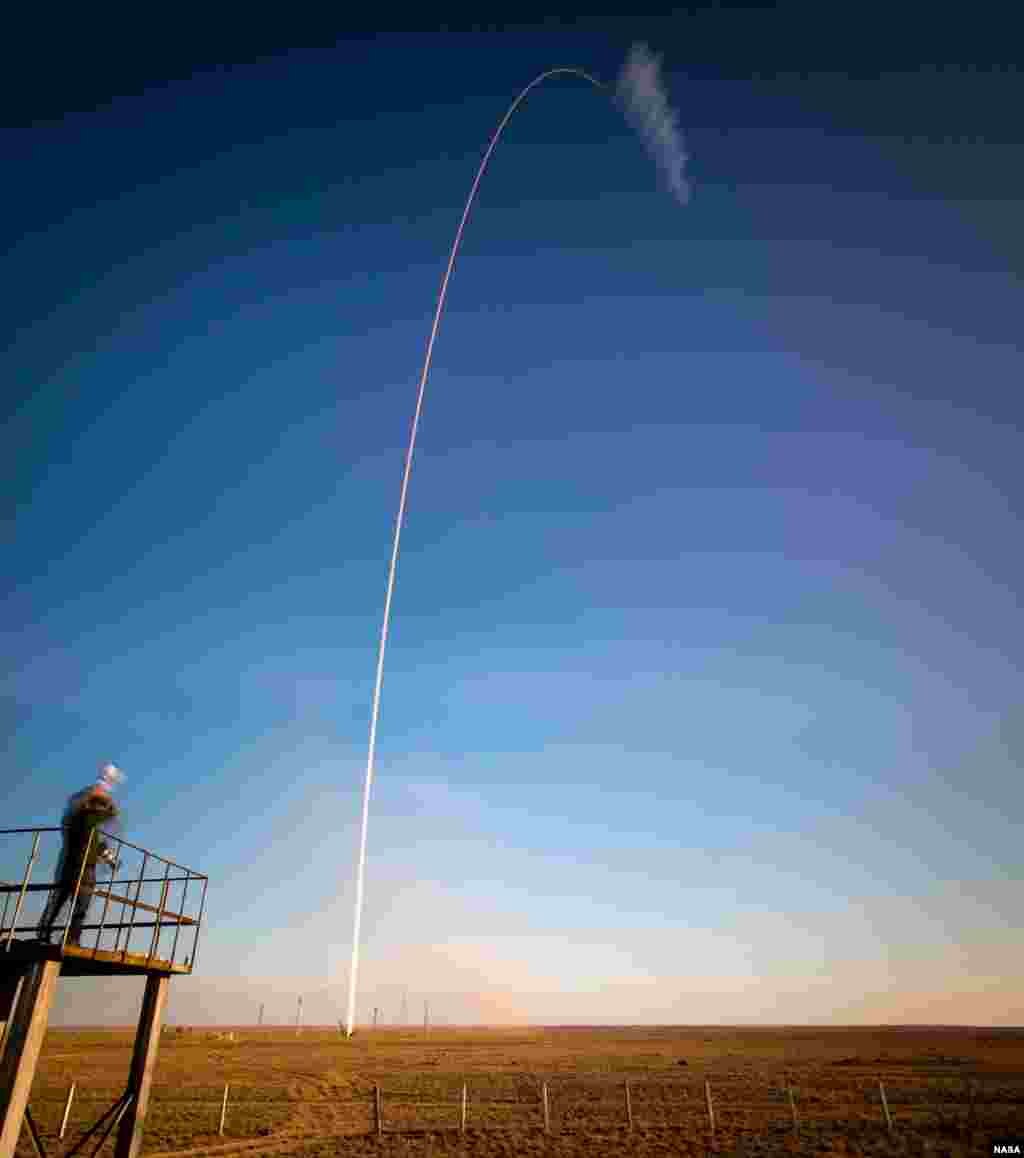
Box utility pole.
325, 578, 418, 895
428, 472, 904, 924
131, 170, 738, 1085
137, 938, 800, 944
400, 990, 408, 1026
257, 1003, 264, 1028
372, 1006, 378, 1030
295, 995, 302, 1035
423, 1000, 429, 1035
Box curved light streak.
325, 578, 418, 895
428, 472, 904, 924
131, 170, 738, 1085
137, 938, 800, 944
345, 67, 606, 1037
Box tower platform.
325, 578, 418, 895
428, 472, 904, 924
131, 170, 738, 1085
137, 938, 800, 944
1, 936, 193, 978
1, 825, 207, 1158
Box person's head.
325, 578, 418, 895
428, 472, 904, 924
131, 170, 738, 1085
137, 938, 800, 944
78, 762, 122, 815
95, 762, 123, 793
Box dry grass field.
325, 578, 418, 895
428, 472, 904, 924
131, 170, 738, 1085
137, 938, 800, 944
15, 1025, 1024, 1157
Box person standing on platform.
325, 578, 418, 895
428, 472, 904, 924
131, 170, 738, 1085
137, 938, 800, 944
37, 763, 123, 946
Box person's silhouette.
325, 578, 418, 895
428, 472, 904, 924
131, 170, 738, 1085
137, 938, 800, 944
38, 764, 122, 945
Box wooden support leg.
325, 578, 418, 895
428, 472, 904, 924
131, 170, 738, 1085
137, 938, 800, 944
0, 960, 60, 1158
114, 974, 168, 1158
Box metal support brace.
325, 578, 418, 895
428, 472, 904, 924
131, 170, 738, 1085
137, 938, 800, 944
64, 1092, 133, 1158
92, 1094, 134, 1158
23, 1105, 45, 1158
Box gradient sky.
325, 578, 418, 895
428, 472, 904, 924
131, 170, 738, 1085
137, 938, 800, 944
3, 12, 1022, 1027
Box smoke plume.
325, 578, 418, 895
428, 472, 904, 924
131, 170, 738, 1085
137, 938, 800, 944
616, 43, 691, 205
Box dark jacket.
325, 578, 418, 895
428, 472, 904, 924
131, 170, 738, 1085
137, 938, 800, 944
57, 789, 120, 878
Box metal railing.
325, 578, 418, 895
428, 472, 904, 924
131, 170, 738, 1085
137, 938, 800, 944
1, 826, 207, 972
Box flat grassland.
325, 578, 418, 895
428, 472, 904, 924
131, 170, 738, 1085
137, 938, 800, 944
17, 1025, 1024, 1156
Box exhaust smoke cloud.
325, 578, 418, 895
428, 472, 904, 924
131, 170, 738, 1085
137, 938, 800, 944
616, 42, 691, 205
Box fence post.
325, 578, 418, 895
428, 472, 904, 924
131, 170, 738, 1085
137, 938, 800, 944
374, 1083, 383, 1137
218, 1083, 229, 1136
704, 1078, 715, 1138
59, 1081, 76, 1139
460, 1083, 467, 1132
787, 1084, 798, 1130
624, 1079, 633, 1130
541, 1081, 550, 1133
878, 1078, 892, 1132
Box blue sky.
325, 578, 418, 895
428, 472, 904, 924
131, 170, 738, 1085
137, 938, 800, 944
3, 21, 1022, 1025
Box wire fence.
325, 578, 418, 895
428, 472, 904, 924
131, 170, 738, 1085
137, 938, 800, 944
18, 1072, 1024, 1148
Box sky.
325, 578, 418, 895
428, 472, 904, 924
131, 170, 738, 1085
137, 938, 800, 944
3, 11, 1022, 1027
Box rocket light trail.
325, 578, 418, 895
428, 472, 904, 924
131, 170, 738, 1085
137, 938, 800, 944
344, 49, 689, 1038
342, 66, 602, 1039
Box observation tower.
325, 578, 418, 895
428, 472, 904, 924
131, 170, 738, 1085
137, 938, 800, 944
0, 825, 207, 1158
